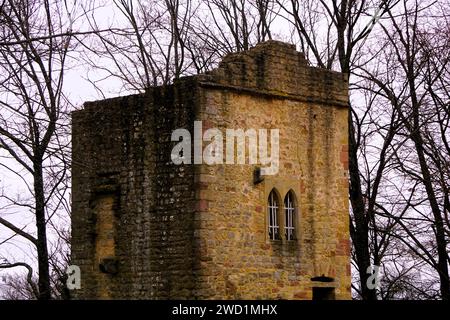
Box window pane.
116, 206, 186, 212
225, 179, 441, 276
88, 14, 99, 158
284, 191, 296, 240
268, 190, 280, 240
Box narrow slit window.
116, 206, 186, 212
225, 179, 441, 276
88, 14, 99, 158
268, 190, 280, 240
284, 191, 296, 240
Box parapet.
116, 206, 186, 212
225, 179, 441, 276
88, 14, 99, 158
198, 40, 349, 107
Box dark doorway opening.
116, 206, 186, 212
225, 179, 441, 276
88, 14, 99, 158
312, 287, 335, 300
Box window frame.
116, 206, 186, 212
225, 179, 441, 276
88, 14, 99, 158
263, 180, 301, 244
284, 190, 296, 241
268, 189, 281, 241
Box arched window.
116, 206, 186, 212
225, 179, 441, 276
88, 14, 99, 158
284, 191, 296, 240
268, 189, 280, 240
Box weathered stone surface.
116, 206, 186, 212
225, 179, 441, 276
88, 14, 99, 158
71, 40, 350, 299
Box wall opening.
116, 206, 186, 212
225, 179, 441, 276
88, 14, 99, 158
93, 193, 118, 298
312, 287, 335, 300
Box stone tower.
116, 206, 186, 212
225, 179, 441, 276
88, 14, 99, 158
71, 41, 350, 299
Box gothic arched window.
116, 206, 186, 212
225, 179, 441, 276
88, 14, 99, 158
284, 190, 296, 240
268, 189, 280, 240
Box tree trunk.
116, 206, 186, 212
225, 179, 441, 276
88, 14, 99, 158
34, 160, 51, 300
407, 68, 450, 300
411, 134, 450, 300
349, 110, 377, 300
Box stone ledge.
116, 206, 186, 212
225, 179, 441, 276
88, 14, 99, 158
198, 80, 349, 108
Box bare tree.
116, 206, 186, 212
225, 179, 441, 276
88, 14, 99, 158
81, 0, 200, 92
356, 0, 450, 299
0, 0, 444, 301
0, 0, 77, 299
0, 239, 70, 300
0, 262, 39, 299
83, 0, 283, 93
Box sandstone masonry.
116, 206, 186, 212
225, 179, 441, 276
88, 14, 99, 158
71, 40, 351, 299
